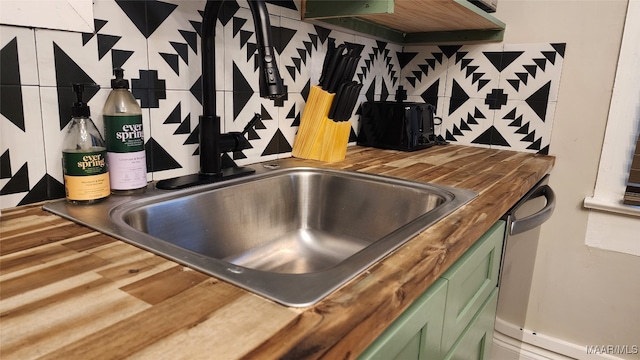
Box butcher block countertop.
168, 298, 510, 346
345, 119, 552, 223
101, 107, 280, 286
0, 145, 554, 359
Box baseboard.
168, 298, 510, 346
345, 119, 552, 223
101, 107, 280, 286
493, 317, 626, 360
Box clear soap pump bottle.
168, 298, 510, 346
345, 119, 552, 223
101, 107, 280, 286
103, 68, 147, 194
62, 84, 111, 204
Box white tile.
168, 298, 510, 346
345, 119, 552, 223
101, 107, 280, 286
0, 86, 46, 208
500, 43, 565, 102
147, 0, 205, 91
35, 0, 149, 89
492, 99, 556, 154
147, 89, 208, 181
277, 92, 304, 151
279, 16, 321, 93
440, 96, 495, 148
355, 36, 401, 100
444, 42, 504, 99
223, 91, 278, 165
0, 26, 39, 86
401, 45, 450, 98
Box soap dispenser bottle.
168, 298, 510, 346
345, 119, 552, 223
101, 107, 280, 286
103, 68, 147, 194
62, 84, 111, 204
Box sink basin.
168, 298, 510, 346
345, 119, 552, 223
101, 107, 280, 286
44, 167, 476, 307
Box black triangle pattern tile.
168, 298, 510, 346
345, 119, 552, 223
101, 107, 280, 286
160, 53, 179, 75
262, 129, 292, 156
0, 150, 11, 179
190, 76, 202, 105
165, 103, 182, 124
472, 126, 510, 147
146, 137, 182, 172
233, 17, 247, 37
439, 45, 461, 59
174, 115, 191, 135
526, 81, 551, 121
18, 174, 65, 206
170, 42, 189, 64
398, 51, 418, 69
179, 30, 198, 54
115, 0, 178, 38
97, 34, 121, 60
551, 43, 566, 58
420, 81, 439, 108
189, 21, 202, 37
184, 124, 199, 146
449, 80, 469, 115
401, 43, 563, 154
233, 63, 253, 119
53, 43, 99, 130
112, 49, 134, 69
1, 39, 25, 131
0, 1, 566, 207
0, 163, 29, 195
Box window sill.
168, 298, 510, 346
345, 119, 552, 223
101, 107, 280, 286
584, 196, 640, 257
583, 196, 640, 217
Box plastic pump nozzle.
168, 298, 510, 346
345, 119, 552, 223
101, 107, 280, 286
111, 68, 130, 89
71, 83, 92, 118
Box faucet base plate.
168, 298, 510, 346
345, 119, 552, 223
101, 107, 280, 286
155, 167, 256, 190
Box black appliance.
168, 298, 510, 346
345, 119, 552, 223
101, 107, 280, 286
357, 101, 440, 151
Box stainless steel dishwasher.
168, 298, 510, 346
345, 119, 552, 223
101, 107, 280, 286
495, 175, 556, 337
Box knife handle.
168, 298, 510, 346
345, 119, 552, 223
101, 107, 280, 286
318, 38, 336, 86
328, 82, 347, 120
321, 44, 345, 90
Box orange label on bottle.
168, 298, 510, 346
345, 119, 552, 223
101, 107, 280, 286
64, 173, 111, 201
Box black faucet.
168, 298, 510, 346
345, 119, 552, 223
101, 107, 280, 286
157, 0, 285, 190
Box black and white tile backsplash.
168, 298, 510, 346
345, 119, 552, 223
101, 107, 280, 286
0, 0, 565, 208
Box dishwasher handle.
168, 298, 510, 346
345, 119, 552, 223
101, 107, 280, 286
510, 185, 556, 236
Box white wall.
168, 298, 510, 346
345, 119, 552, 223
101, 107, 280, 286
495, 0, 640, 358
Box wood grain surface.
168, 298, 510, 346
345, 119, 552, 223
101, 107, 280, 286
0, 145, 554, 359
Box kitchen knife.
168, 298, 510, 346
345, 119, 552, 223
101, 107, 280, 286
326, 52, 348, 93
328, 82, 347, 120
318, 38, 335, 86
321, 44, 346, 90
339, 83, 362, 121
335, 82, 356, 121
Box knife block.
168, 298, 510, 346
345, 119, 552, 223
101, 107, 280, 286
292, 85, 351, 162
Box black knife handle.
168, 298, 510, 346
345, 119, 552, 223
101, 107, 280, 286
318, 38, 335, 86
328, 82, 347, 120
321, 44, 345, 90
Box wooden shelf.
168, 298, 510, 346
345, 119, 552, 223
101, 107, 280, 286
302, 0, 505, 44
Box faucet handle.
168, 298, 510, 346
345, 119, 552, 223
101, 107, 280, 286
242, 113, 262, 136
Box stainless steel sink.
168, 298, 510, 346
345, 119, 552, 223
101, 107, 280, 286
44, 167, 476, 307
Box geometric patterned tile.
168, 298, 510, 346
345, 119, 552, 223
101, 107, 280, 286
499, 43, 565, 102
403, 42, 565, 155
355, 35, 402, 102
0, 86, 47, 208
0, 0, 566, 208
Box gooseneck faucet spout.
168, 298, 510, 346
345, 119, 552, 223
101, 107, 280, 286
157, 0, 285, 190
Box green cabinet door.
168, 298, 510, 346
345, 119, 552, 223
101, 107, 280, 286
443, 289, 499, 360
358, 278, 447, 360
359, 221, 506, 360
439, 221, 504, 354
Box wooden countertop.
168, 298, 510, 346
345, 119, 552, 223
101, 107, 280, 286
0, 145, 554, 359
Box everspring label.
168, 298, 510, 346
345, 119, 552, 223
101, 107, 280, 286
63, 150, 110, 201
105, 115, 147, 190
